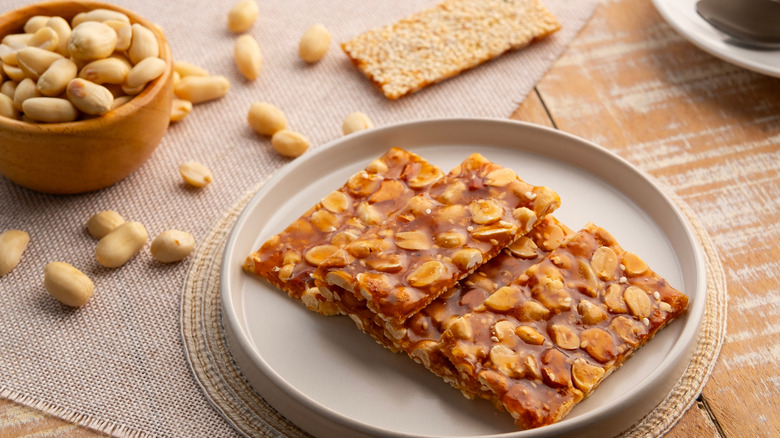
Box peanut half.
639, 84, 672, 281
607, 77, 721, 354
298, 24, 331, 63
44, 261, 94, 307
0, 230, 30, 276
234, 34, 262, 80
179, 160, 213, 187
342, 111, 373, 135
271, 129, 309, 158
247, 102, 287, 136
227, 0, 259, 33
86, 210, 125, 239
95, 221, 148, 268
150, 229, 195, 263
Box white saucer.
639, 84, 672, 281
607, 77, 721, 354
652, 0, 780, 78
221, 118, 706, 437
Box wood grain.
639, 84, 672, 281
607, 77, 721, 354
530, 0, 780, 437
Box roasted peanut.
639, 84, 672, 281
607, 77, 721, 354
227, 0, 259, 33
407, 260, 445, 287
37, 58, 78, 96
150, 229, 195, 263
16, 47, 63, 80
173, 61, 209, 78
87, 210, 125, 239
1, 81, 17, 99
179, 160, 213, 187
299, 24, 331, 63
44, 261, 94, 307
127, 23, 159, 65
22, 97, 78, 123
271, 129, 309, 158
110, 95, 133, 110
46, 17, 71, 56
247, 102, 287, 136
125, 56, 166, 88
0, 230, 30, 276
13, 78, 39, 112
174, 75, 230, 103
28, 26, 59, 51
79, 57, 130, 84
72, 9, 130, 27
234, 34, 262, 80
170, 98, 192, 122
95, 221, 148, 268
68, 21, 117, 61
2, 63, 26, 82
342, 111, 373, 135
0, 93, 18, 119
24, 16, 50, 34
103, 20, 131, 51
66, 78, 113, 115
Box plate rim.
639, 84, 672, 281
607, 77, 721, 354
651, 0, 780, 78
220, 117, 707, 437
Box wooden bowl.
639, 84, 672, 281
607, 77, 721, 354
0, 1, 174, 194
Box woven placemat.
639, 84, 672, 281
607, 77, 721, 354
180, 175, 727, 437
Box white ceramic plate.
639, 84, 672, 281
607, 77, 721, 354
221, 118, 706, 438
652, 0, 780, 78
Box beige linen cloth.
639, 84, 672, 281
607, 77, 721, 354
0, 0, 602, 436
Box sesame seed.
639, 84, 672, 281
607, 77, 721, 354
653, 291, 661, 300
642, 318, 650, 326
619, 276, 627, 284
341, 0, 561, 99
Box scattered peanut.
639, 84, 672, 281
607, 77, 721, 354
0, 230, 30, 276
86, 210, 125, 239
179, 160, 213, 187
150, 229, 195, 263
170, 98, 192, 122
173, 61, 209, 78
227, 0, 259, 33
95, 221, 148, 268
174, 75, 230, 103
271, 129, 309, 158
342, 111, 373, 135
298, 24, 331, 63
234, 34, 262, 80
44, 261, 94, 307
247, 102, 287, 135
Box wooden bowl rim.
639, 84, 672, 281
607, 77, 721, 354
0, 0, 173, 135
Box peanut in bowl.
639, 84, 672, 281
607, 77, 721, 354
0, 0, 173, 194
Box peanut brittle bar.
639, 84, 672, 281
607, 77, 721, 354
341, 0, 561, 99
243, 147, 444, 315
314, 153, 561, 326
439, 223, 689, 429
404, 216, 574, 382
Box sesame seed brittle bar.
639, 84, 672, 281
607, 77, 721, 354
438, 223, 689, 430
313, 153, 561, 326
243, 147, 444, 315
341, 0, 562, 99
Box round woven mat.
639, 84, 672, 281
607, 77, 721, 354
180, 182, 727, 438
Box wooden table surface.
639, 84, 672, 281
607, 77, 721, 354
2, 0, 778, 436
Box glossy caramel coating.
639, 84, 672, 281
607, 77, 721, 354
439, 223, 689, 429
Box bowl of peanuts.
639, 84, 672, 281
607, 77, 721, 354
0, 1, 173, 194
